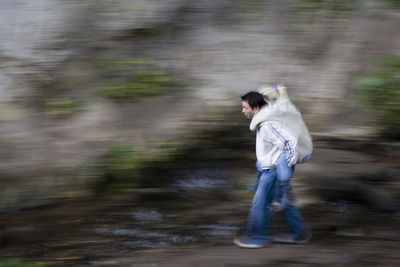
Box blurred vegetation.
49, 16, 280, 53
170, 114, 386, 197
294, 0, 357, 11
96, 144, 183, 196
44, 98, 81, 116
99, 59, 154, 70
126, 26, 174, 38
384, 0, 400, 8
97, 145, 152, 195
99, 59, 182, 99
232, 0, 266, 20
0, 103, 20, 121
356, 58, 400, 139
232, 0, 357, 23
0, 258, 45, 267
95, 114, 253, 198
289, 0, 357, 29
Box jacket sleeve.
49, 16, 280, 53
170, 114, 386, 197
263, 122, 299, 166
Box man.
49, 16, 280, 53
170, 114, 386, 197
233, 91, 311, 248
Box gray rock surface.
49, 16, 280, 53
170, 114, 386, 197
1, 0, 400, 209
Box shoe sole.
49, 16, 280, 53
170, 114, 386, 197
233, 238, 264, 248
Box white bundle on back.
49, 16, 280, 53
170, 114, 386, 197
251, 84, 313, 164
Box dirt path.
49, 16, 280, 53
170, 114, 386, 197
109, 201, 400, 267
115, 241, 399, 267
96, 204, 400, 267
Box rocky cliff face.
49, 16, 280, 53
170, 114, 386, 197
1, 0, 399, 209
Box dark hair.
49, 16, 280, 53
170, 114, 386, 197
241, 91, 267, 109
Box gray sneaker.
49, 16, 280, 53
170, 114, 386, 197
233, 237, 267, 248
273, 227, 312, 244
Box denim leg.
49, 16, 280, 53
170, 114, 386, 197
247, 161, 262, 191
272, 153, 295, 211
276, 153, 307, 237
276, 152, 294, 182
282, 204, 306, 238
244, 168, 277, 244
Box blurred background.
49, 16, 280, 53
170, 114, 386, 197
0, 0, 400, 266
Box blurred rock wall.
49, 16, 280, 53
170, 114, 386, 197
1, 0, 400, 209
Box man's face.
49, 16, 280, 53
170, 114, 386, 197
241, 100, 259, 119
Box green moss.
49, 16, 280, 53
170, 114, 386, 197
356, 58, 400, 139
296, 0, 324, 10
96, 145, 181, 197
98, 59, 180, 99
136, 71, 173, 83
102, 146, 152, 172
100, 59, 153, 71
232, 0, 267, 21
45, 98, 81, 116
383, 0, 400, 8
294, 0, 356, 11
100, 82, 165, 97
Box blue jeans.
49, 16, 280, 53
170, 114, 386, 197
244, 161, 307, 244
248, 153, 293, 190
276, 152, 294, 182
